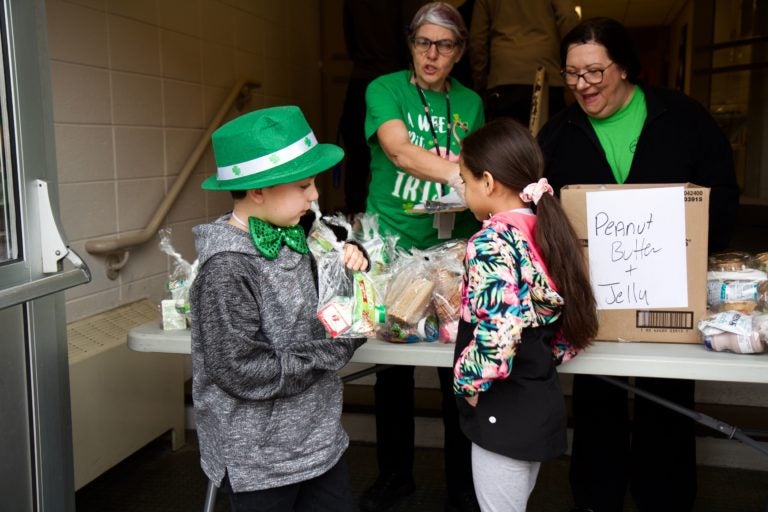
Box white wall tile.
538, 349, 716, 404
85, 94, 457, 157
161, 30, 201, 82
65, 289, 121, 323
53, 0, 326, 321
202, 43, 235, 88
234, 10, 262, 55
114, 126, 164, 179
233, 49, 262, 85
117, 177, 166, 232
252, 0, 280, 23
158, 0, 201, 36
111, 72, 163, 125
201, 0, 236, 46
47, 0, 109, 67
108, 15, 161, 75
165, 128, 204, 175
122, 274, 168, 308
59, 181, 117, 240
51, 62, 111, 124
202, 85, 230, 125
118, 230, 168, 282
261, 57, 291, 98
55, 124, 115, 183
106, 0, 157, 24
163, 80, 204, 128
64, 0, 106, 10
167, 174, 207, 223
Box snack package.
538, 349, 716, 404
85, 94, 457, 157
309, 206, 380, 338
377, 251, 439, 343
698, 310, 768, 354
707, 267, 768, 314
158, 228, 199, 329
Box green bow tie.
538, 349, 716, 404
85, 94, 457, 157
247, 216, 309, 260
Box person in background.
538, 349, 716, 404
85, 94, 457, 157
189, 106, 369, 512
469, 0, 579, 125
537, 17, 739, 512
453, 118, 598, 512
338, 0, 426, 214
448, 0, 475, 89
360, 3, 484, 511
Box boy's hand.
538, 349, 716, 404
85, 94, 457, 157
342, 243, 368, 271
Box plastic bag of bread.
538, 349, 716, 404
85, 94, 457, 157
708, 251, 752, 272
377, 251, 439, 343
425, 240, 466, 343
309, 208, 379, 338
698, 311, 768, 354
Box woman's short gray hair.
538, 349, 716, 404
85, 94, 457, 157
408, 2, 468, 45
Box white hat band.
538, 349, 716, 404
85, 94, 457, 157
217, 131, 318, 181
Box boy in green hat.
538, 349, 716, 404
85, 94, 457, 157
189, 105, 368, 512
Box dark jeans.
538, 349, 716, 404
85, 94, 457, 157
484, 84, 567, 126
373, 365, 474, 494
569, 375, 697, 512
221, 458, 354, 512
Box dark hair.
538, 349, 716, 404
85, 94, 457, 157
408, 2, 468, 47
230, 190, 247, 200
560, 17, 641, 84
461, 119, 598, 348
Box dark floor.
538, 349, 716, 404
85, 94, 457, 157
75, 431, 768, 512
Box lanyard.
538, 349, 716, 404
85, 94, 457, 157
415, 83, 451, 159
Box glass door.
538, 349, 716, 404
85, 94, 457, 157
0, 1, 90, 510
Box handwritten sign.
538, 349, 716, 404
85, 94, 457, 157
586, 187, 687, 310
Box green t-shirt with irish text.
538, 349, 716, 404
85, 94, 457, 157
365, 70, 485, 250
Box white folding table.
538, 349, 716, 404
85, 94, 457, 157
127, 322, 768, 512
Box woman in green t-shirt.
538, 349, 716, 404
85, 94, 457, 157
359, 3, 484, 512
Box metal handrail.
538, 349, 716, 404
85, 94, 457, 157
85, 79, 260, 279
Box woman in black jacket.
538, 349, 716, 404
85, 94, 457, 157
537, 17, 739, 512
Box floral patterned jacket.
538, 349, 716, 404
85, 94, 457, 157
453, 210, 578, 397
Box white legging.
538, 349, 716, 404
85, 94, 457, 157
471, 443, 541, 512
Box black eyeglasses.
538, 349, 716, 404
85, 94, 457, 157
561, 62, 615, 86
410, 36, 460, 56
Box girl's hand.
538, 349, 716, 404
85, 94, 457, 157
464, 395, 478, 408
342, 243, 368, 272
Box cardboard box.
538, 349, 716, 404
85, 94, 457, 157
560, 183, 709, 343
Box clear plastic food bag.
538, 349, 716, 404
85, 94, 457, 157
426, 240, 466, 343
377, 251, 439, 343
309, 207, 380, 338
698, 310, 768, 354
158, 228, 198, 329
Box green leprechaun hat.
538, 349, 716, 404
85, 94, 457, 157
202, 105, 344, 191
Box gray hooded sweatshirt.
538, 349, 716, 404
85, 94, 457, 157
189, 215, 364, 492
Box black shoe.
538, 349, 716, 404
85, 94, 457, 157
445, 490, 481, 512
359, 473, 416, 512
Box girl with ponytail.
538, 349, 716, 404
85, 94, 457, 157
452, 118, 597, 511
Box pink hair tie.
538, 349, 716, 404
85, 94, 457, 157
519, 178, 554, 205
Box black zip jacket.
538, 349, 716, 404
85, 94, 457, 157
537, 85, 739, 252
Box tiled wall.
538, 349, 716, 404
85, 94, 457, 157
47, 0, 326, 321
